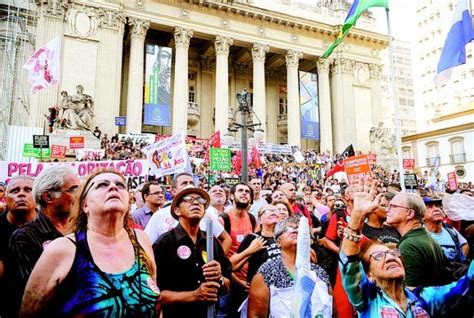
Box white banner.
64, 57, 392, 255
118, 133, 156, 145
143, 132, 190, 178
0, 159, 149, 189
76, 149, 105, 161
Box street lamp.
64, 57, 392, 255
224, 89, 264, 183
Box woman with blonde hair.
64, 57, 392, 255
21, 169, 160, 317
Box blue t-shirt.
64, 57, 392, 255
428, 226, 466, 261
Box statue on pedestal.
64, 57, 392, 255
58, 85, 94, 131
369, 122, 396, 155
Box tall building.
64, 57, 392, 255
380, 39, 417, 137
1, 0, 389, 159
402, 0, 474, 182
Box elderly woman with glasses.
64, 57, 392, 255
20, 169, 160, 317
248, 215, 332, 317
340, 188, 474, 318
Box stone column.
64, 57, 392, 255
214, 36, 233, 134
200, 55, 214, 138
29, 0, 68, 128
369, 63, 383, 126
251, 43, 269, 140
316, 58, 333, 153
265, 68, 279, 144
125, 17, 149, 134
172, 27, 193, 135
330, 56, 355, 152
286, 50, 303, 147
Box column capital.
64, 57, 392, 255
99, 8, 125, 31
215, 35, 233, 55
286, 50, 303, 68
128, 17, 149, 39
35, 0, 69, 18
200, 55, 213, 72
316, 58, 332, 74
251, 43, 269, 62
174, 27, 193, 48
369, 63, 382, 79
331, 56, 355, 74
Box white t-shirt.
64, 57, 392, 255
144, 205, 225, 244
248, 197, 268, 218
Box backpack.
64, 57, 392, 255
440, 223, 469, 282
442, 223, 466, 262
220, 212, 256, 234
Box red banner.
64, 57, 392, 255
209, 130, 221, 148
447, 172, 458, 192
403, 159, 415, 170
69, 136, 84, 149
50, 145, 66, 158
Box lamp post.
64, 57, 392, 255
223, 89, 265, 183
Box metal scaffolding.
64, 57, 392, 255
0, 0, 35, 160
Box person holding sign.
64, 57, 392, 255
153, 187, 231, 318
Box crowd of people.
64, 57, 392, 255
0, 149, 473, 317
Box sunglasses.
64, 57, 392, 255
181, 195, 207, 205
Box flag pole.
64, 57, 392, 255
385, 7, 406, 191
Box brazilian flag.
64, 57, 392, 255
323, 0, 389, 58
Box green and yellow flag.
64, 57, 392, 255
323, 0, 389, 58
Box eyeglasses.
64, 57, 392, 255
387, 203, 411, 211
282, 226, 298, 235
181, 195, 207, 205
369, 249, 401, 262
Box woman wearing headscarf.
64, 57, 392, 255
20, 169, 160, 317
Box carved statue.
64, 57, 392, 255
369, 122, 396, 155
58, 85, 94, 131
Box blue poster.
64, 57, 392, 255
299, 71, 320, 140
144, 45, 172, 126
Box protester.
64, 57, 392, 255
385, 192, 447, 287
0, 181, 6, 213
272, 200, 293, 219
8, 166, 80, 316
20, 169, 159, 316
132, 181, 166, 228
153, 187, 231, 317
248, 216, 332, 317
279, 182, 313, 223
209, 185, 226, 214
361, 191, 400, 243
340, 186, 474, 318
0, 176, 35, 318
145, 173, 231, 253
131, 182, 145, 212
248, 178, 267, 218
423, 196, 469, 261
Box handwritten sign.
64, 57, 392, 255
344, 155, 371, 184
403, 159, 415, 170
51, 145, 67, 159
210, 148, 231, 171
22, 144, 50, 158
69, 136, 84, 149
404, 173, 418, 190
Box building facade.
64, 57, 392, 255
5, 0, 389, 156
380, 39, 417, 137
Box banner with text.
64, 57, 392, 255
447, 172, 458, 192
403, 159, 415, 170
210, 147, 231, 171
143, 132, 189, 178
51, 145, 66, 159
144, 44, 172, 126
344, 155, 371, 185
0, 159, 149, 189
22, 144, 50, 159
299, 71, 320, 140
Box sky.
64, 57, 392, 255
372, 0, 417, 42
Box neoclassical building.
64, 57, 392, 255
24, 0, 388, 152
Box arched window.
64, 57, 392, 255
402, 146, 412, 159
425, 141, 439, 166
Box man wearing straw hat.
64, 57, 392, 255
153, 186, 231, 317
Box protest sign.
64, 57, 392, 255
51, 145, 66, 159
209, 131, 221, 148
115, 116, 126, 126
69, 136, 84, 149
76, 149, 105, 161
143, 132, 190, 178
224, 177, 240, 186
404, 173, 418, 191
119, 133, 156, 145
210, 148, 231, 171
343, 155, 371, 184
403, 159, 415, 170
22, 144, 50, 159
33, 135, 49, 148
0, 159, 149, 189
447, 172, 458, 192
